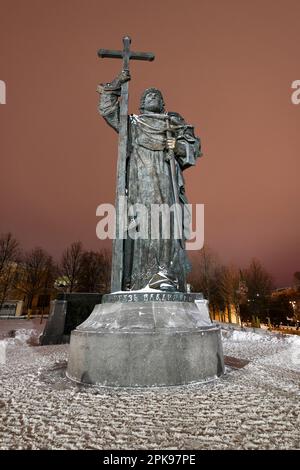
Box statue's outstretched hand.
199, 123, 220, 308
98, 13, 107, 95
97, 70, 131, 93
118, 70, 131, 84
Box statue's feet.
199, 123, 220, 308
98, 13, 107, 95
159, 282, 177, 292
148, 272, 178, 291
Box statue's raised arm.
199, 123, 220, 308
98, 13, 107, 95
97, 70, 131, 132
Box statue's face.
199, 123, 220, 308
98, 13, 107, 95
143, 91, 163, 112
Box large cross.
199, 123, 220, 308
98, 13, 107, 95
98, 36, 155, 292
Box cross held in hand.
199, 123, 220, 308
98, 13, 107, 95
97, 36, 155, 292
98, 36, 155, 71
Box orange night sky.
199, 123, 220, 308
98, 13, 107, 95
0, 0, 299, 286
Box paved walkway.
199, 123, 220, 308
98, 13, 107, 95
0, 327, 299, 449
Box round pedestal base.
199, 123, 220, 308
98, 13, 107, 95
67, 296, 224, 387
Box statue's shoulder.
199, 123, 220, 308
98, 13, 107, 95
168, 111, 186, 127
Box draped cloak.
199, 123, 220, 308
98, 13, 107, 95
98, 89, 201, 291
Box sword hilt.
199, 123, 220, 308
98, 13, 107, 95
166, 116, 175, 160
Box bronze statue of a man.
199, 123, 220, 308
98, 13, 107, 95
97, 71, 202, 292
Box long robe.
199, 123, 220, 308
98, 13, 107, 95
98, 89, 201, 291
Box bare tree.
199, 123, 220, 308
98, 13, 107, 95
188, 246, 223, 319
78, 251, 103, 292
293, 272, 300, 291
0, 232, 19, 276
217, 265, 240, 323
0, 262, 18, 310
78, 249, 112, 293
0, 233, 20, 309
59, 242, 83, 292
242, 259, 273, 298
189, 245, 220, 298
16, 247, 55, 310
241, 258, 273, 319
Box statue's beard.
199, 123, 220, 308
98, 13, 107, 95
143, 101, 161, 113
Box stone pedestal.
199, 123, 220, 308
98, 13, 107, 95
67, 292, 224, 387
40, 293, 104, 345
40, 300, 67, 345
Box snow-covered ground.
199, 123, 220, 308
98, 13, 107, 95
0, 325, 299, 450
